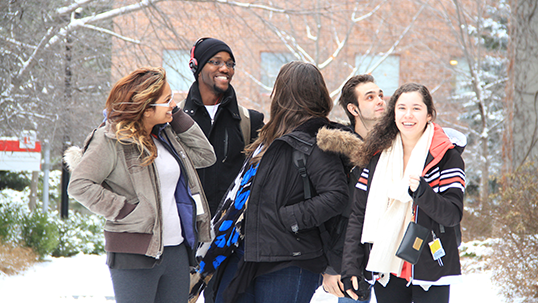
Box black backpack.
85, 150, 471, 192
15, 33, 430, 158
292, 149, 355, 273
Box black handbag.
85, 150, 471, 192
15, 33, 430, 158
395, 220, 430, 264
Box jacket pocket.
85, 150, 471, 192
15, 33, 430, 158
279, 205, 300, 234
105, 194, 155, 234
115, 196, 138, 220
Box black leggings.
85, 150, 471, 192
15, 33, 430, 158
374, 275, 449, 303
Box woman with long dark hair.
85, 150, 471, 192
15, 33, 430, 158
197, 61, 349, 303
341, 83, 466, 303
66, 67, 215, 303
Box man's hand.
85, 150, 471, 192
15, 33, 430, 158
321, 273, 345, 297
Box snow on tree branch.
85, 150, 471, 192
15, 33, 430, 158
81, 24, 141, 44
351, 0, 387, 23
16, 27, 57, 79
55, 0, 96, 17
16, 0, 164, 80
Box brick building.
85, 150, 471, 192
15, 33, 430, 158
111, 0, 465, 121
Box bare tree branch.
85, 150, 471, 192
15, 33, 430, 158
329, 1, 427, 99
82, 24, 140, 44
0, 36, 37, 50
15, 0, 165, 81
55, 0, 96, 17
16, 27, 57, 79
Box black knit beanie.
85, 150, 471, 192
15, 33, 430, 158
191, 38, 235, 80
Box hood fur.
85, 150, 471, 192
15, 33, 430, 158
63, 146, 83, 173
316, 126, 363, 167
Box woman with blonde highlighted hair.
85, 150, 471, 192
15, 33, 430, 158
66, 67, 216, 303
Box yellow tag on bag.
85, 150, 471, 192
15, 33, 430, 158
429, 238, 445, 260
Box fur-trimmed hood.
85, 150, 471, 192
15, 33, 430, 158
63, 126, 101, 173
316, 126, 363, 167
64, 146, 84, 173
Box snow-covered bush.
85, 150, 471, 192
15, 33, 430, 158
0, 177, 105, 258
459, 238, 496, 273
20, 209, 60, 258
490, 161, 538, 302
52, 210, 105, 257
0, 189, 59, 258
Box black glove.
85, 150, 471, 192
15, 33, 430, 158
342, 276, 371, 301
170, 106, 194, 133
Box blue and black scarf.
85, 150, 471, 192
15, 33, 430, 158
189, 152, 259, 302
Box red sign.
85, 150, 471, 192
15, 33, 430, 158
0, 140, 42, 153
0, 132, 42, 171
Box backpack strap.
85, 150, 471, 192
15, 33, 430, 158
238, 105, 251, 147
292, 149, 312, 200
179, 99, 251, 147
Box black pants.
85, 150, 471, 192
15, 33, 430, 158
109, 244, 190, 303
374, 276, 449, 303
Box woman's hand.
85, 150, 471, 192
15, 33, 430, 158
343, 276, 359, 300
409, 174, 421, 192
342, 275, 371, 301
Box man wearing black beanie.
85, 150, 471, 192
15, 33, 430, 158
180, 37, 264, 303
181, 36, 264, 225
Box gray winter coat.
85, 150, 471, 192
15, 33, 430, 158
66, 118, 215, 261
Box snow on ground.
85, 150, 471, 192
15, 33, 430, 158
0, 253, 505, 303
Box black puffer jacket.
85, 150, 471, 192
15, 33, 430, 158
243, 118, 349, 264
182, 83, 264, 216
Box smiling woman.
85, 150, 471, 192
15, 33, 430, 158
143, 83, 176, 134
65, 66, 216, 303
341, 83, 465, 303
394, 91, 433, 154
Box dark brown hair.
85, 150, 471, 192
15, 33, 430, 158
338, 74, 375, 126
246, 61, 332, 163
358, 82, 437, 167
105, 67, 167, 165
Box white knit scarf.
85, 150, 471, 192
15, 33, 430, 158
361, 123, 434, 286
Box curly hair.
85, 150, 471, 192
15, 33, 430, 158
105, 67, 167, 166
357, 83, 437, 167
245, 61, 332, 163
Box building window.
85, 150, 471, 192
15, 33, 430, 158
163, 49, 192, 92
260, 52, 295, 90
356, 55, 400, 96
450, 58, 472, 95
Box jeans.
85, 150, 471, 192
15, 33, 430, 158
214, 246, 244, 303
338, 295, 371, 303
215, 246, 321, 303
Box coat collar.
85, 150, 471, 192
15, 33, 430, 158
423, 123, 455, 174
184, 82, 241, 120
103, 120, 168, 148
279, 117, 352, 156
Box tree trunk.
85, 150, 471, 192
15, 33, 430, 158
480, 135, 489, 210
29, 171, 39, 211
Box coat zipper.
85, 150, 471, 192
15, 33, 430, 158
222, 129, 229, 162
